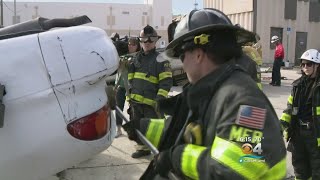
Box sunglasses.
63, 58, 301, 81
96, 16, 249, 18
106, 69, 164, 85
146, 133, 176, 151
138, 36, 159, 43
301, 62, 314, 68
179, 54, 185, 62
176, 41, 198, 62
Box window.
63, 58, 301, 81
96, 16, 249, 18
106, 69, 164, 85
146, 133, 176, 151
284, 0, 297, 20
309, 0, 320, 22
122, 11, 130, 15
270, 27, 283, 49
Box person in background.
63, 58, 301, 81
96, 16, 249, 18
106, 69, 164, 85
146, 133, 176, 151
242, 34, 263, 89
115, 37, 141, 138
280, 49, 320, 180
270, 35, 284, 86
125, 25, 173, 158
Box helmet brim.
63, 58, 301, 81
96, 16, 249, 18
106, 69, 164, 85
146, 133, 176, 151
165, 24, 256, 58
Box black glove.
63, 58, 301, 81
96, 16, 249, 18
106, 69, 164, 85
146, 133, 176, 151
153, 149, 172, 177
122, 121, 137, 141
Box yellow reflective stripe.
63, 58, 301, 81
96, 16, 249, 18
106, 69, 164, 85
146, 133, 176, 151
288, 95, 293, 105
133, 72, 158, 84
130, 94, 156, 107
157, 89, 169, 97
280, 113, 291, 123
317, 107, 320, 115
257, 83, 262, 90
159, 71, 172, 81
250, 52, 257, 60
211, 136, 268, 179
317, 138, 320, 147
128, 73, 134, 80
145, 119, 165, 148
181, 144, 206, 180
259, 158, 286, 180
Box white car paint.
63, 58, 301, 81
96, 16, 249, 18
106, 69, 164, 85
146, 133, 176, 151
0, 26, 118, 180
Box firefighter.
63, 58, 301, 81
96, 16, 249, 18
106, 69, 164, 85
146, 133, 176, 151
136, 8, 286, 179
280, 49, 320, 180
114, 37, 141, 138
242, 34, 263, 89
126, 25, 173, 158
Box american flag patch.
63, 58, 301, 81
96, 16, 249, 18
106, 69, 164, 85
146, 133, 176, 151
236, 105, 266, 130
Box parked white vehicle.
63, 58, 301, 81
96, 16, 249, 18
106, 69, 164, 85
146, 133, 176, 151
0, 17, 118, 180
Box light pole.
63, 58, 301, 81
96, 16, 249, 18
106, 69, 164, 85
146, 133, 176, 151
194, 0, 198, 10
14, 0, 17, 24
1, 0, 3, 26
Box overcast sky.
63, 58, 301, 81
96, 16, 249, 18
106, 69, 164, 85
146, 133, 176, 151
5, 0, 203, 15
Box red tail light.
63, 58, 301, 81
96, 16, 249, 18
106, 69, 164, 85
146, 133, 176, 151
67, 104, 111, 141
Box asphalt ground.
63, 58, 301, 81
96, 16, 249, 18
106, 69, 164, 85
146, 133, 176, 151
48, 68, 301, 180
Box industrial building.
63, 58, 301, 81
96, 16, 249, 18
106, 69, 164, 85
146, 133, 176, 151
204, 0, 320, 65
0, 0, 172, 46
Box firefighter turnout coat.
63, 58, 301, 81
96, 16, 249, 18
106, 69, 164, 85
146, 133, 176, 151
141, 63, 286, 179
128, 49, 173, 107
280, 76, 320, 145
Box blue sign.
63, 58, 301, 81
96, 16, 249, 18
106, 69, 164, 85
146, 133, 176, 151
287, 27, 291, 32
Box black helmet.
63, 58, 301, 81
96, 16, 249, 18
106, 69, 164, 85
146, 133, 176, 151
139, 25, 161, 43
165, 8, 255, 58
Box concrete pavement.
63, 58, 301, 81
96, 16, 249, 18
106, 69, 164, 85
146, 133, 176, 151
52, 68, 301, 180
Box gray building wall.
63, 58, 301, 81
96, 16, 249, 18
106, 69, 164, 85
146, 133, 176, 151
203, 0, 320, 65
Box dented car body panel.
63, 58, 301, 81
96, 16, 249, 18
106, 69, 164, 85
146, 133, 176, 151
0, 26, 118, 180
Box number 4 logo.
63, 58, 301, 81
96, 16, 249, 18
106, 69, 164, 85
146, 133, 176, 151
253, 143, 263, 155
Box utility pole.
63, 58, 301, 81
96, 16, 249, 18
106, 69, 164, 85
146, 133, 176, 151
194, 0, 198, 10
14, 0, 17, 24
1, 0, 3, 26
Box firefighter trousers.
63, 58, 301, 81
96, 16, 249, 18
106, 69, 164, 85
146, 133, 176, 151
131, 102, 158, 148
288, 126, 320, 180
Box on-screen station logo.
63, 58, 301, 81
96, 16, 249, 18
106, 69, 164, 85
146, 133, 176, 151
239, 142, 265, 163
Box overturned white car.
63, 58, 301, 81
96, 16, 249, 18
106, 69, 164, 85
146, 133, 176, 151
0, 16, 118, 180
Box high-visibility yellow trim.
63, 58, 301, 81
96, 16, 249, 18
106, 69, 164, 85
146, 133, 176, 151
130, 94, 156, 107
316, 106, 320, 115
317, 138, 320, 147
145, 119, 165, 148
159, 72, 172, 81
157, 89, 169, 98
288, 95, 293, 105
211, 136, 269, 179
259, 158, 286, 180
132, 72, 158, 84
181, 144, 206, 180
257, 83, 262, 90
128, 73, 134, 80
280, 113, 291, 123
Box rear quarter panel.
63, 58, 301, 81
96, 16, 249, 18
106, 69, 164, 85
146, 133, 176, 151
0, 26, 118, 180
